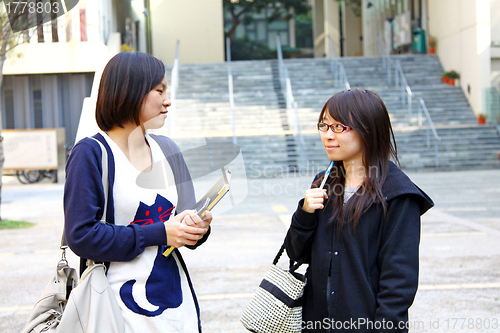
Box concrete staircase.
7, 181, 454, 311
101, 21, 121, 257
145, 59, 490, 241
286, 55, 500, 173
164, 60, 300, 177
163, 56, 500, 178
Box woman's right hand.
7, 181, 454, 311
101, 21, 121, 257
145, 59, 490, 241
164, 210, 206, 248
303, 188, 328, 213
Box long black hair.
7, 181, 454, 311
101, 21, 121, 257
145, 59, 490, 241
313, 89, 399, 232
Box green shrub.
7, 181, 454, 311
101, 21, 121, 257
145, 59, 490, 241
230, 37, 276, 60
0, 219, 35, 229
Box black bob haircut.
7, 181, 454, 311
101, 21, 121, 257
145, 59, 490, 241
96, 52, 166, 131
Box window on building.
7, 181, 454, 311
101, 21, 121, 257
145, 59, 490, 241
295, 12, 313, 49
1, 73, 94, 145
2, 76, 15, 129
51, 0, 59, 42
224, 6, 290, 50
36, 0, 44, 43
31, 76, 43, 129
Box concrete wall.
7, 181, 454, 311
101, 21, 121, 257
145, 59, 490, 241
4, 42, 111, 75
428, 0, 491, 116
150, 0, 225, 64
491, 0, 500, 92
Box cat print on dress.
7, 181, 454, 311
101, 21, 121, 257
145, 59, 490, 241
119, 194, 183, 316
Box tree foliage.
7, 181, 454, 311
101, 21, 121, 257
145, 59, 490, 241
0, 6, 34, 221
231, 36, 276, 60
1, 6, 33, 86
223, 0, 310, 43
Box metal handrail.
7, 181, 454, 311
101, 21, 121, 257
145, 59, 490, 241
226, 37, 237, 144
328, 35, 350, 90
378, 33, 391, 83
417, 98, 441, 167
394, 60, 413, 121
377, 35, 413, 122
276, 36, 306, 168
168, 40, 180, 136
377, 33, 440, 166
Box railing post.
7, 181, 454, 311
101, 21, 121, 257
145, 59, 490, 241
435, 142, 440, 167
387, 59, 391, 84
408, 94, 412, 124
226, 37, 237, 145
293, 101, 306, 169
276, 35, 286, 93
395, 66, 399, 88
335, 63, 340, 87
286, 77, 293, 109
276, 36, 306, 169
168, 40, 180, 136
427, 126, 430, 148
401, 85, 405, 105
419, 100, 423, 128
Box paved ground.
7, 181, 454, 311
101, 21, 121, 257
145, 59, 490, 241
1, 166, 500, 332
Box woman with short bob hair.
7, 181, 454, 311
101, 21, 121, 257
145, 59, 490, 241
64, 51, 211, 332
285, 89, 433, 332
96, 52, 166, 131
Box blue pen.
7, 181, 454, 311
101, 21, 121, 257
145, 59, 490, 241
319, 161, 334, 189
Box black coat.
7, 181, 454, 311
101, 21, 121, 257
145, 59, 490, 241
285, 162, 434, 332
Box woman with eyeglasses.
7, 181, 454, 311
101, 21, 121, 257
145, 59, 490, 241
285, 89, 433, 332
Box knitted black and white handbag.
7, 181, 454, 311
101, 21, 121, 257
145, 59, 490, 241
240, 243, 306, 333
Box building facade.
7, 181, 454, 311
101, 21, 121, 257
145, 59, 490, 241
1, 0, 129, 145
314, 0, 495, 117
3, 0, 497, 146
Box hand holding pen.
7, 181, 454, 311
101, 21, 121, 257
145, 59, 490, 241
302, 161, 334, 213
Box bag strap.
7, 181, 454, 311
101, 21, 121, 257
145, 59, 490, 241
60, 137, 109, 261
273, 243, 305, 273
85, 138, 109, 269
90, 138, 109, 221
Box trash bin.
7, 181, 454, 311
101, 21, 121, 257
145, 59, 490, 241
412, 28, 426, 54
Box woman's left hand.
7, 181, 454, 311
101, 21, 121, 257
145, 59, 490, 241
182, 210, 212, 235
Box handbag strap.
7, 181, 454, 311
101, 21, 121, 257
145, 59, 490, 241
273, 243, 305, 273
91, 138, 109, 221
60, 137, 109, 254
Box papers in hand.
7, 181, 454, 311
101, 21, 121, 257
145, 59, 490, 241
163, 170, 231, 257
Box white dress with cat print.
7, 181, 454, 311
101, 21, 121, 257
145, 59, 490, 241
102, 133, 198, 333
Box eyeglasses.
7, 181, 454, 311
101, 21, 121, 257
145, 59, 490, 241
317, 122, 352, 133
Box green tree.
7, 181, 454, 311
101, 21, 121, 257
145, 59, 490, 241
0, 6, 34, 221
224, 0, 310, 44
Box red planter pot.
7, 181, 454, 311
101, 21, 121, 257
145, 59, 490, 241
429, 48, 436, 54
448, 78, 455, 86
478, 118, 486, 125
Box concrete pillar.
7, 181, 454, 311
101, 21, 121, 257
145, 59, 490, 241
313, 0, 325, 57
361, 0, 373, 56
344, 1, 362, 56
324, 0, 341, 57
289, 17, 296, 48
